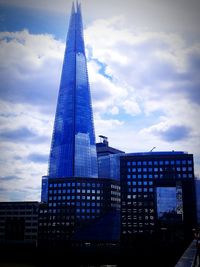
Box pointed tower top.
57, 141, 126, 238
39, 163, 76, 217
71, 1, 75, 13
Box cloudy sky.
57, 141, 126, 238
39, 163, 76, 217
0, 0, 200, 201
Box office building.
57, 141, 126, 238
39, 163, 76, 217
47, 2, 98, 180
41, 2, 99, 202
39, 177, 120, 246
0, 202, 39, 246
195, 179, 200, 225
96, 136, 124, 180
120, 151, 196, 242
39, 3, 121, 247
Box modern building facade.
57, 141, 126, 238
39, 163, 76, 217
120, 152, 196, 242
96, 136, 124, 180
0, 202, 39, 246
39, 3, 121, 247
38, 177, 120, 246
195, 179, 200, 225
47, 2, 98, 180
37, 0, 197, 249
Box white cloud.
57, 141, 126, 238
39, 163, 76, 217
0, 30, 64, 112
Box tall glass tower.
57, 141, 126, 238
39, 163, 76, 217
48, 2, 98, 179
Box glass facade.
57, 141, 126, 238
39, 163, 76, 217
120, 152, 196, 238
38, 177, 120, 245
41, 176, 48, 203
156, 187, 183, 222
98, 154, 121, 180
48, 2, 97, 178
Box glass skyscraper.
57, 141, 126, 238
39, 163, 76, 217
48, 2, 98, 179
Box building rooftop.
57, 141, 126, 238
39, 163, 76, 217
123, 151, 188, 156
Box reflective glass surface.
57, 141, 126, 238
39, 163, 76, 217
156, 187, 183, 221
41, 176, 48, 203
48, 3, 97, 178
98, 154, 121, 180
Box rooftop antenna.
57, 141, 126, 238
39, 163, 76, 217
150, 146, 156, 152
99, 135, 108, 145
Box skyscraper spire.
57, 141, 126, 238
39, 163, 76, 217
48, 2, 98, 178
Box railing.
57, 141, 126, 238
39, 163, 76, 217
175, 240, 200, 267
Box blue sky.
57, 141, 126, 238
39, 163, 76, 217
0, 0, 200, 201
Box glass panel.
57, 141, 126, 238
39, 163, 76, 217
156, 187, 183, 222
